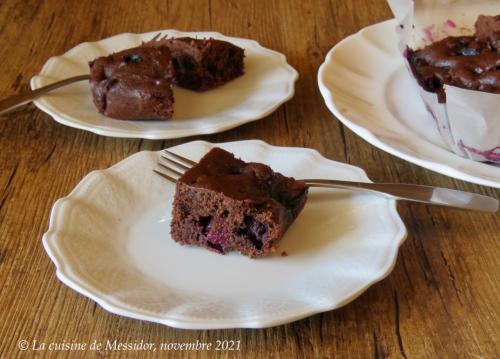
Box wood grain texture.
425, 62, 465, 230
0, 0, 499, 358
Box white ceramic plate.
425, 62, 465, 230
31, 31, 298, 139
42, 140, 406, 329
318, 20, 500, 188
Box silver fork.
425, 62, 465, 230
0, 74, 90, 115
154, 149, 499, 213
0, 33, 167, 116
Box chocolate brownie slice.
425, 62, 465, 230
170, 148, 308, 257
407, 15, 500, 103
89, 45, 174, 120
152, 37, 244, 91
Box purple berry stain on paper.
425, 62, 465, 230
444, 19, 457, 28
423, 25, 435, 43
459, 141, 500, 163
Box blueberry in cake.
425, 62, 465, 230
89, 45, 174, 120
170, 148, 308, 257
407, 15, 500, 103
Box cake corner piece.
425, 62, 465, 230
152, 37, 245, 91
170, 147, 308, 258
88, 45, 174, 120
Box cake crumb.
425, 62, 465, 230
281, 251, 288, 257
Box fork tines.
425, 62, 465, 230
154, 150, 196, 184
150, 33, 162, 42
148, 33, 170, 43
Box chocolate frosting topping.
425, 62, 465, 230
408, 15, 500, 102
179, 147, 307, 206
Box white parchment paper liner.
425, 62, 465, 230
388, 0, 500, 163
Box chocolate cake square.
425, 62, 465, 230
89, 45, 174, 120
170, 148, 308, 257
153, 37, 245, 91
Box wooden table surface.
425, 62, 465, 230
1, 0, 499, 358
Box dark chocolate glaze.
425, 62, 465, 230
149, 37, 245, 91
171, 147, 308, 257
179, 147, 307, 209
89, 45, 174, 120
408, 15, 500, 103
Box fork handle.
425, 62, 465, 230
302, 179, 498, 213
0, 74, 90, 115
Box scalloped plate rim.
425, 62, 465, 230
30, 31, 298, 139
42, 140, 407, 329
318, 19, 500, 188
